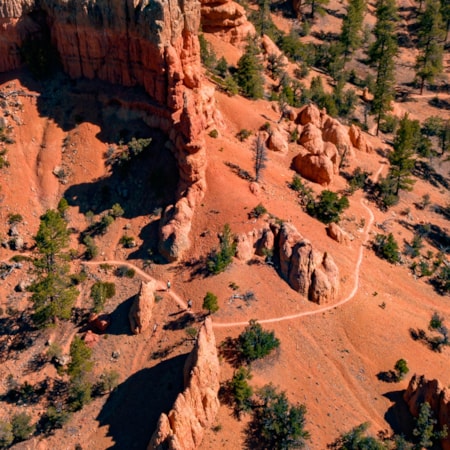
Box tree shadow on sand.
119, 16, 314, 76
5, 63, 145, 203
97, 353, 189, 450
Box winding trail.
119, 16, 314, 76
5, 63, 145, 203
78, 163, 386, 329
83, 260, 188, 310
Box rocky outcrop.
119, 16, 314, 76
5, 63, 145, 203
404, 374, 450, 450
236, 222, 339, 303
327, 223, 349, 244
200, 0, 255, 44
0, 0, 219, 261
292, 104, 369, 185
267, 124, 289, 153
148, 317, 220, 450
129, 280, 156, 335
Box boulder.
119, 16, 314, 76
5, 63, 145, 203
83, 330, 100, 347
296, 104, 322, 128
292, 150, 334, 185
129, 280, 156, 335
267, 126, 289, 153
322, 117, 354, 158
89, 313, 111, 333
298, 123, 324, 154
235, 233, 255, 262
327, 223, 348, 244
349, 124, 373, 153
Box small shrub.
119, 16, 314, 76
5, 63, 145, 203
119, 235, 135, 248
374, 233, 400, 264
115, 265, 135, 278
394, 359, 409, 381
248, 203, 267, 219
110, 203, 124, 218
68, 336, 93, 379
238, 320, 280, 362
209, 129, 219, 138
236, 129, 252, 142
11, 413, 35, 442
0, 421, 13, 448
96, 370, 120, 394
82, 235, 98, 260
7, 213, 23, 225
185, 327, 198, 339
203, 292, 219, 315
42, 406, 71, 433
90, 281, 116, 313
289, 175, 314, 207
429, 312, 444, 330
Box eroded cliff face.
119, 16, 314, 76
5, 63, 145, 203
0, 0, 217, 260
404, 374, 450, 450
148, 317, 220, 450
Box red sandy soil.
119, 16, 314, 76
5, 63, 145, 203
0, 4, 449, 449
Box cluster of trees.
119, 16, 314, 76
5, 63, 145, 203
330, 402, 447, 449
223, 320, 309, 448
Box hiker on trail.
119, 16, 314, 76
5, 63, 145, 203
167, 280, 171, 291
187, 299, 192, 310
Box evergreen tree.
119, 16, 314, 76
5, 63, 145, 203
236, 39, 264, 99
229, 367, 253, 414
416, 0, 445, 94
388, 114, 418, 195
340, 0, 366, 63
30, 210, 78, 327
304, 0, 330, 20
254, 133, 268, 182
203, 292, 219, 315
248, 384, 310, 449
413, 402, 448, 448
368, 0, 398, 135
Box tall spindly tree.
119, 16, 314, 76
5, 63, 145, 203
416, 0, 445, 94
368, 0, 399, 135
340, 0, 366, 63
236, 38, 264, 99
388, 114, 418, 196
30, 210, 78, 327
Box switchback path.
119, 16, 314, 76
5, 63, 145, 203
28, 163, 385, 330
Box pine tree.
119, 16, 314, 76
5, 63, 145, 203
236, 39, 264, 99
388, 114, 418, 195
340, 0, 366, 63
368, 0, 398, 135
30, 210, 78, 327
305, 0, 330, 20
416, 0, 445, 94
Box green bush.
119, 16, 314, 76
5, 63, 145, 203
394, 359, 409, 381
96, 370, 120, 394
68, 379, 92, 411
11, 413, 35, 442
0, 421, 13, 448
119, 235, 135, 248
207, 224, 236, 275
82, 235, 98, 260
7, 213, 23, 225
68, 336, 93, 379
248, 203, 267, 219
374, 233, 400, 264
306, 190, 349, 224
110, 203, 124, 218
236, 129, 252, 142
203, 292, 219, 315
247, 384, 310, 449
42, 406, 71, 433
90, 281, 116, 313
229, 367, 253, 414
209, 129, 219, 138
238, 320, 280, 363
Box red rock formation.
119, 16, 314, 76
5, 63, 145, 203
148, 317, 220, 450
293, 104, 371, 185
278, 223, 339, 303
200, 0, 255, 44
236, 222, 339, 303
404, 374, 450, 450
0, 0, 216, 261
129, 280, 156, 335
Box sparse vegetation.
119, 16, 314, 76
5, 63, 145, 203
393, 358, 409, 381
413, 402, 448, 448
229, 367, 253, 415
